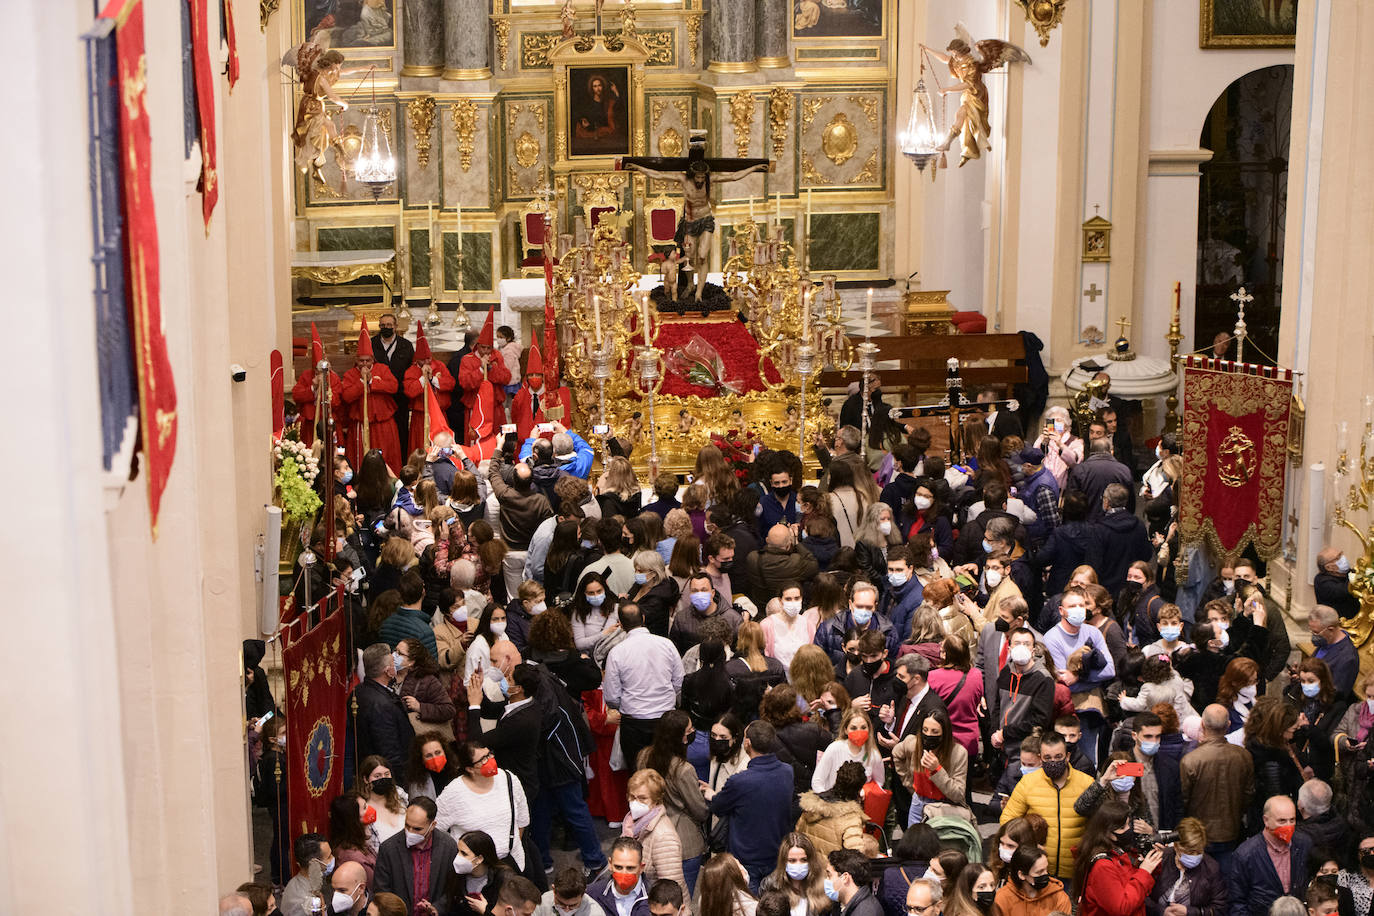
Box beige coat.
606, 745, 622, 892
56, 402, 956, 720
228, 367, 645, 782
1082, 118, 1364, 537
628, 809, 687, 895
794, 792, 867, 856
433, 615, 469, 671
636, 750, 708, 860
893, 736, 973, 823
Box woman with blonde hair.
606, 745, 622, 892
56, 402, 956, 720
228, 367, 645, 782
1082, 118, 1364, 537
596, 456, 643, 519
812, 708, 884, 791
759, 832, 829, 916
1032, 404, 1083, 489
697, 852, 758, 916
694, 444, 740, 508
628, 549, 681, 637
624, 768, 688, 894
788, 644, 835, 705
725, 619, 787, 720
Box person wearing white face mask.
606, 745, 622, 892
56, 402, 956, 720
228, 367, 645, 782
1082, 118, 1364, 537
500, 581, 546, 655
329, 859, 370, 915
760, 583, 817, 669
535, 868, 613, 916
280, 834, 333, 916
373, 797, 459, 913
853, 503, 901, 597
1144, 817, 1225, 916
1039, 588, 1115, 770
620, 769, 688, 895
989, 628, 1056, 767
1313, 547, 1361, 618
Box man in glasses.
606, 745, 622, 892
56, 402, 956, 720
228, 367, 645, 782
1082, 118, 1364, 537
905, 878, 943, 916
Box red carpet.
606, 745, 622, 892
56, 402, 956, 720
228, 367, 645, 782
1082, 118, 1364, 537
631, 316, 783, 398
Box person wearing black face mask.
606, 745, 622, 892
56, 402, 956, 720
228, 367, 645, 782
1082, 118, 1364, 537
704, 533, 737, 600
893, 709, 971, 825
943, 864, 997, 916
371, 313, 415, 453
995, 845, 1071, 916
757, 467, 798, 539
1071, 800, 1165, 916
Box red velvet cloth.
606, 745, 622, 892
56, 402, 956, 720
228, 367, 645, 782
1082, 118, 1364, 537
524, 212, 548, 247
632, 318, 783, 398
650, 208, 677, 241
284, 599, 349, 841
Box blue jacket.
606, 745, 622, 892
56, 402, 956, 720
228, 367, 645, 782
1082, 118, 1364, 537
519, 431, 594, 479
815, 610, 896, 665
881, 576, 925, 642
1226, 831, 1310, 916
708, 753, 795, 867
758, 489, 798, 539
587, 874, 650, 916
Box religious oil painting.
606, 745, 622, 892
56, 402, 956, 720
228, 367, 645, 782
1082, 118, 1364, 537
1200, 0, 1296, 48
793, 0, 884, 39
569, 67, 630, 158
305, 0, 395, 49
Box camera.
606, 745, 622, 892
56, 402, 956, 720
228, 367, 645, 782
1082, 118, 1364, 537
230, 364, 247, 383
1134, 829, 1179, 852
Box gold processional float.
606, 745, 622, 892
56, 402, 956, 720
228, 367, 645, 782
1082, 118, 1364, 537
548, 215, 855, 476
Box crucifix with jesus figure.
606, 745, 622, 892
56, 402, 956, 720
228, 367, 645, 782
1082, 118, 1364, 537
887, 358, 1019, 464
618, 131, 772, 304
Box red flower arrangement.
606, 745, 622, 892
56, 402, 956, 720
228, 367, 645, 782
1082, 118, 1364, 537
710, 429, 762, 482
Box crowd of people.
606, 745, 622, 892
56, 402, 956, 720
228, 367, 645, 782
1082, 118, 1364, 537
235, 325, 1374, 916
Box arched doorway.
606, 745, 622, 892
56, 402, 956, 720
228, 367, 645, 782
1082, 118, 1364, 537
1195, 64, 1294, 364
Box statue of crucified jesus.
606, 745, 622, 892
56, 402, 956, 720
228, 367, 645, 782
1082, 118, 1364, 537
619, 133, 771, 304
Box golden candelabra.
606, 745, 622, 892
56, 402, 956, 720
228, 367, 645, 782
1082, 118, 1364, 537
1332, 409, 1374, 656
550, 215, 825, 474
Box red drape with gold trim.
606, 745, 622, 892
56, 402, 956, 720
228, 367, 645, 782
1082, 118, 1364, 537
283, 598, 348, 840
104, 0, 180, 536
1178, 357, 1293, 561
224, 0, 240, 89
188, 0, 219, 229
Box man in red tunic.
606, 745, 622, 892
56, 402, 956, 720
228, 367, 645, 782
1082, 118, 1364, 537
510, 341, 573, 441
457, 308, 511, 445
402, 323, 456, 454
339, 319, 403, 471
291, 322, 342, 448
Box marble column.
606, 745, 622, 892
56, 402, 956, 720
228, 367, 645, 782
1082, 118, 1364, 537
710, 0, 757, 73
401, 0, 444, 76
755, 0, 789, 68
443, 0, 491, 81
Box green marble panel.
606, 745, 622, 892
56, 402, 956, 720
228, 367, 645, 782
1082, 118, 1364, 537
809, 213, 879, 272
317, 226, 396, 251
443, 232, 494, 292
410, 229, 432, 288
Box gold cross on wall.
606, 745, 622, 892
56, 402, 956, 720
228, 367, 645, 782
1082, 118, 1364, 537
1083, 283, 1102, 302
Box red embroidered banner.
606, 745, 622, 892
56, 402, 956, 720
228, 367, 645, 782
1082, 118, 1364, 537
1178, 357, 1293, 561
187, 0, 219, 229
283, 598, 348, 840
104, 0, 180, 536
224, 0, 241, 89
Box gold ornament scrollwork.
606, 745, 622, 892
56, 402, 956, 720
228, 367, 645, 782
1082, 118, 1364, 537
686, 15, 702, 65
768, 88, 793, 161
849, 95, 880, 126
451, 100, 479, 173
801, 97, 829, 130
494, 20, 511, 71
821, 112, 858, 166
377, 108, 393, 146
658, 127, 682, 157
729, 93, 756, 158
507, 104, 524, 131
406, 96, 437, 170
801, 152, 830, 186
852, 150, 879, 185
651, 99, 666, 130
260, 0, 280, 30
515, 132, 541, 169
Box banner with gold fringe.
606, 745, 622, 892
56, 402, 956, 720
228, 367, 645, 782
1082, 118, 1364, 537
1178, 356, 1293, 561
283, 595, 348, 840
102, 0, 179, 536
187, 0, 220, 229
224, 0, 240, 89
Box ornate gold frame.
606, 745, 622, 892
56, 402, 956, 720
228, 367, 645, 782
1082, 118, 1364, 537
1199, 0, 1296, 48
551, 35, 649, 171
1082, 215, 1111, 263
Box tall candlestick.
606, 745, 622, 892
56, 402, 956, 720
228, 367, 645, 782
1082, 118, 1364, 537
1338, 422, 1349, 456
1364, 394, 1374, 432
866, 288, 873, 331
593, 294, 602, 344
1172, 281, 1181, 322
456, 202, 463, 252
640, 290, 651, 340
805, 189, 814, 269
802, 286, 811, 339
775, 192, 782, 226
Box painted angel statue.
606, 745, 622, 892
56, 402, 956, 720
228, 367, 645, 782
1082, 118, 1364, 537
921, 23, 1031, 167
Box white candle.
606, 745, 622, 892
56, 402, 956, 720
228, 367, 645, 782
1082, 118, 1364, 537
775, 192, 782, 226
802, 286, 811, 339
806, 189, 814, 267
641, 291, 651, 338
427, 201, 434, 253
1338, 422, 1349, 455
456, 202, 463, 252
593, 294, 602, 344
1364, 395, 1374, 432
866, 288, 873, 329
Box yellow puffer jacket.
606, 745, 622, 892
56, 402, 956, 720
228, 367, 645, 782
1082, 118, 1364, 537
998, 767, 1095, 879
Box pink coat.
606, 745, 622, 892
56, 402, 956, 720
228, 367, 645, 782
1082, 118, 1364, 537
928, 667, 984, 758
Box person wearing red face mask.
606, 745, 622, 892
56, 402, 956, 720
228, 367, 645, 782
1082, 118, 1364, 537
435, 740, 532, 874
510, 342, 572, 442
328, 793, 378, 888
405, 732, 460, 802
587, 838, 652, 916
1227, 796, 1311, 916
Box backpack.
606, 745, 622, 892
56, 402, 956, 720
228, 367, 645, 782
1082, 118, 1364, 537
531, 663, 597, 784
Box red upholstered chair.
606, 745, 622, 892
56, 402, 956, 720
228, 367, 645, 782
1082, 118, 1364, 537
952, 310, 987, 334
519, 200, 554, 275
589, 206, 616, 228
645, 192, 680, 265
